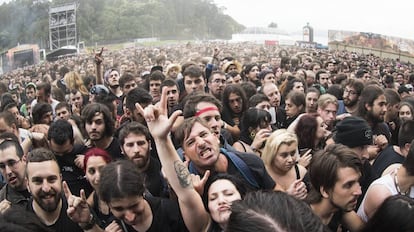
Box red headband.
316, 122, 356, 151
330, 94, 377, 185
195, 106, 219, 117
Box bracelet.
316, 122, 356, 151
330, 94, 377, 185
79, 213, 95, 230
251, 146, 262, 157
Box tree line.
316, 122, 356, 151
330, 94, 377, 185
0, 0, 244, 50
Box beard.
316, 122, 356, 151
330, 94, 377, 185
132, 154, 150, 170
367, 110, 384, 124
329, 195, 357, 213
34, 189, 61, 212
344, 97, 358, 107
88, 131, 103, 141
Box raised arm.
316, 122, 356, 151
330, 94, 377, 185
141, 88, 211, 232
94, 47, 104, 85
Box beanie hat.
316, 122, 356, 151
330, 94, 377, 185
334, 116, 373, 148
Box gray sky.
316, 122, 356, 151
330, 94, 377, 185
214, 0, 413, 41
1, 0, 411, 43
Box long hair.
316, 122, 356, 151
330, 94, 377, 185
81, 103, 115, 138
222, 84, 248, 126
64, 71, 89, 96
239, 108, 271, 145
357, 85, 384, 119
295, 114, 319, 150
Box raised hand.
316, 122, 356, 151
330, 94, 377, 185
191, 170, 210, 196
94, 47, 104, 65
250, 128, 271, 152
298, 149, 312, 168
63, 181, 91, 224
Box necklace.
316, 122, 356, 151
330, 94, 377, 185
394, 170, 411, 196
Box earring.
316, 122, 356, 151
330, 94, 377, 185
250, 131, 256, 139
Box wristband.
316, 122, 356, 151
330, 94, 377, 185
79, 213, 95, 230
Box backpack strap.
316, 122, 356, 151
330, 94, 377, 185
221, 148, 260, 189
188, 148, 260, 189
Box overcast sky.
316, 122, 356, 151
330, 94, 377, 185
1, 0, 412, 43
214, 0, 413, 41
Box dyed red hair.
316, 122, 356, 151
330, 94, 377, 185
83, 147, 112, 172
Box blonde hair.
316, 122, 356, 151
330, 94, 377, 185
262, 129, 298, 166
64, 71, 89, 96
317, 93, 338, 109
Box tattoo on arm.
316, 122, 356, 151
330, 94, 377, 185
174, 161, 192, 188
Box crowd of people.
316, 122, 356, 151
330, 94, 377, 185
1, 41, 414, 231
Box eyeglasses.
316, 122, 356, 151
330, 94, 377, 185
344, 88, 357, 95
90, 85, 110, 95
0, 159, 21, 170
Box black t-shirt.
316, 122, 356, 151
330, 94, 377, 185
92, 192, 117, 229
372, 122, 391, 144
144, 156, 165, 197
28, 195, 83, 232
218, 150, 275, 191
55, 144, 93, 197
122, 196, 188, 232
372, 145, 405, 177
105, 137, 124, 160
109, 92, 124, 116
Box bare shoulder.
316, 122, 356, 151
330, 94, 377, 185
364, 182, 393, 218
382, 163, 401, 177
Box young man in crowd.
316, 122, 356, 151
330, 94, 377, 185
207, 70, 227, 100
82, 103, 123, 160
317, 93, 338, 131
160, 78, 180, 116
307, 144, 364, 231
118, 122, 165, 197
25, 148, 97, 231
356, 85, 389, 160
47, 120, 93, 197
0, 135, 30, 214
337, 79, 364, 116
182, 65, 206, 97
